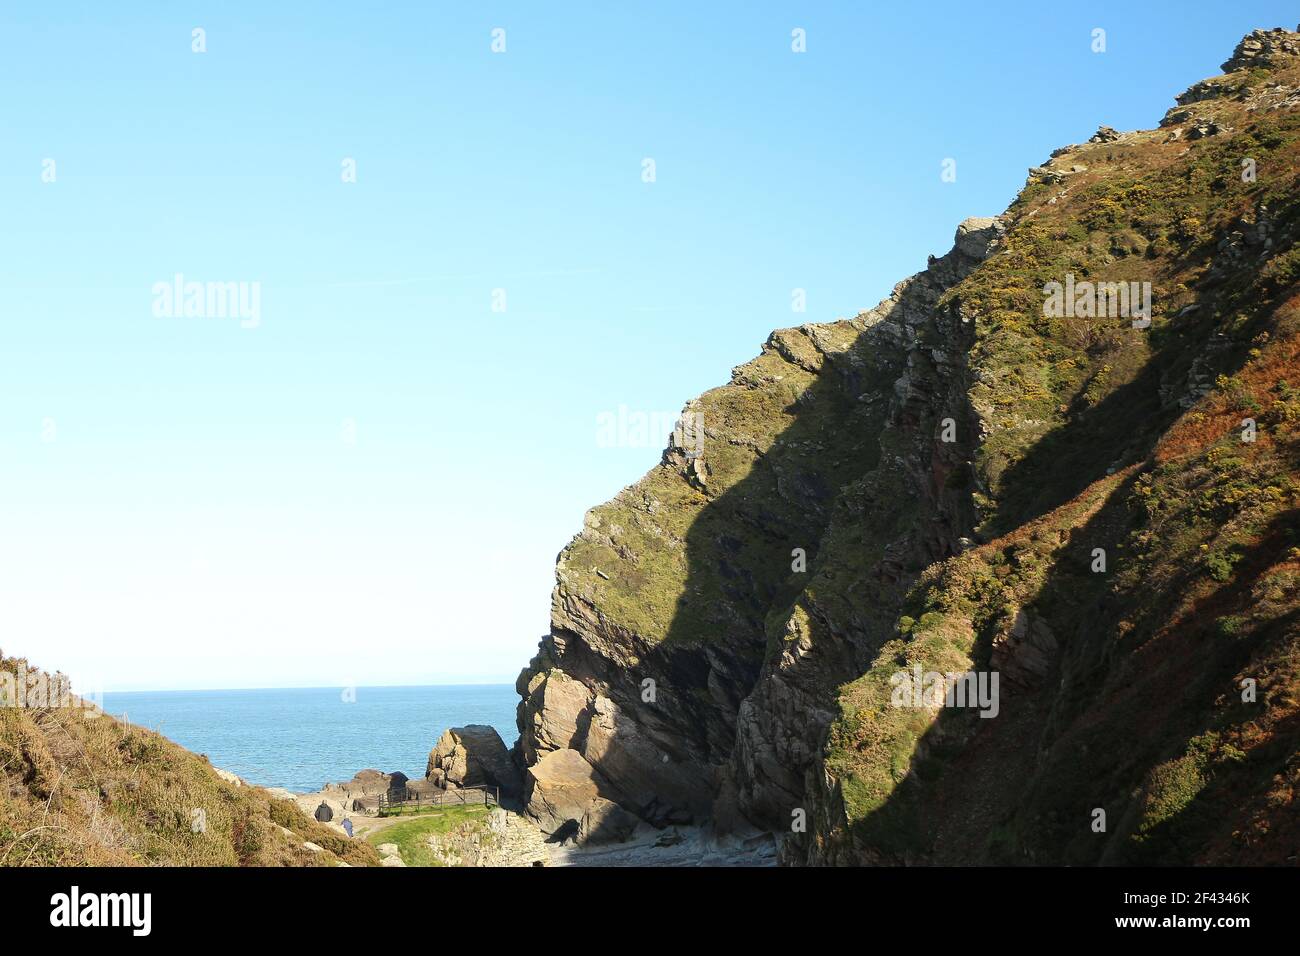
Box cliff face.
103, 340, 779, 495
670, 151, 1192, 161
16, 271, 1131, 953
516, 28, 1300, 864
514, 219, 999, 830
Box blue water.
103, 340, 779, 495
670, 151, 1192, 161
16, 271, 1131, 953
102, 685, 519, 793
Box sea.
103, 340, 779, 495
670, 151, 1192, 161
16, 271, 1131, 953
101, 684, 519, 794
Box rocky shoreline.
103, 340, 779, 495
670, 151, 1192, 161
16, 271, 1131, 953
221, 722, 776, 867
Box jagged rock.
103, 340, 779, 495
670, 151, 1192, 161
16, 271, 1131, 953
954, 216, 1005, 260
426, 725, 523, 797
1088, 125, 1121, 143
1221, 27, 1300, 73
1176, 78, 1246, 105
1028, 165, 1064, 185
686, 456, 710, 489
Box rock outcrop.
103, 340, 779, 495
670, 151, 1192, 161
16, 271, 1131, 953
514, 26, 1300, 865
1221, 25, 1300, 72
514, 213, 1002, 833
321, 768, 408, 812
426, 725, 523, 797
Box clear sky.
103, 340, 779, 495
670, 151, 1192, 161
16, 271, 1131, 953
1, 2, 1294, 691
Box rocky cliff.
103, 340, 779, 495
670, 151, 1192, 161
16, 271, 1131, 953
515, 27, 1300, 865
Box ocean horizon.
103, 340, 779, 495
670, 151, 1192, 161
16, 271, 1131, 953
102, 684, 519, 793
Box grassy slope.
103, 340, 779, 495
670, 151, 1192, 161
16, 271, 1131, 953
0, 655, 379, 867
365, 805, 492, 866
819, 37, 1300, 864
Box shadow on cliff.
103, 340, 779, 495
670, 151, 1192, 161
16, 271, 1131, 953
841, 267, 1297, 864
589, 202, 1293, 844
532, 315, 896, 828
627, 250, 987, 830
878, 487, 1294, 864
618, 320, 885, 805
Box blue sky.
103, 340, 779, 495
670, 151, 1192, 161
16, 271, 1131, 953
1, 2, 1294, 690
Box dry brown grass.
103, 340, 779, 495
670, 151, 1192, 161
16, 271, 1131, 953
0, 655, 379, 867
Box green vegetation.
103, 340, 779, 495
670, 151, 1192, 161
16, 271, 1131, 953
815, 40, 1300, 865
365, 805, 492, 867
375, 803, 467, 818
0, 654, 378, 867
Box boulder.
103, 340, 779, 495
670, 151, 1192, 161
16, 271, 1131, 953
332, 768, 406, 796
317, 769, 409, 814
523, 748, 613, 834
577, 797, 640, 845
953, 217, 1004, 260
426, 725, 523, 797
376, 843, 405, 867
214, 768, 245, 788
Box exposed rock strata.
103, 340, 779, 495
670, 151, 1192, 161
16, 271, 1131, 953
522, 747, 615, 834
514, 27, 1300, 866
515, 215, 1005, 832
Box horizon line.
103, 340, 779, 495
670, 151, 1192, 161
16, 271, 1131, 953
98, 679, 517, 695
